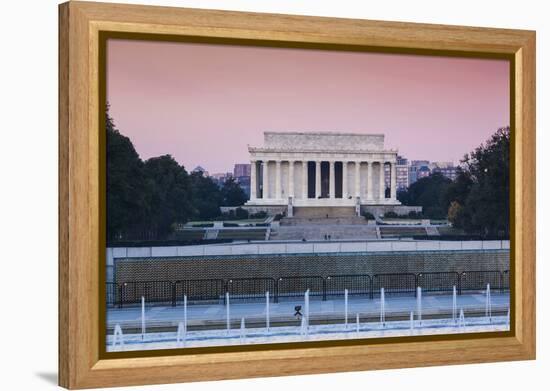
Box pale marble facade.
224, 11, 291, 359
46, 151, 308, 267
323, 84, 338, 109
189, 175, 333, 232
246, 132, 401, 210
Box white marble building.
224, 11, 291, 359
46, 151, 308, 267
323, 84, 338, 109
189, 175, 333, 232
246, 132, 401, 214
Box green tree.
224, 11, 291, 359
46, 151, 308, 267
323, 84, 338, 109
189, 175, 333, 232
400, 172, 452, 219
106, 109, 151, 239
455, 127, 510, 236
143, 155, 195, 235
221, 177, 248, 206
189, 171, 223, 219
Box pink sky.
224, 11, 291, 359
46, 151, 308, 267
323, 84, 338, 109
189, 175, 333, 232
107, 39, 509, 174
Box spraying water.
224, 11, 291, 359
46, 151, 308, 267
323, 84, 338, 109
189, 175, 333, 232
226, 292, 231, 334
300, 315, 307, 338
344, 289, 349, 329
176, 322, 186, 347
507, 307, 510, 328
304, 289, 310, 331
265, 291, 270, 333
459, 308, 466, 329
485, 283, 492, 323
112, 324, 124, 348
141, 296, 146, 340
240, 318, 246, 343
183, 295, 188, 336
410, 311, 414, 332
416, 287, 422, 326
380, 287, 386, 328
356, 313, 360, 334
452, 286, 457, 324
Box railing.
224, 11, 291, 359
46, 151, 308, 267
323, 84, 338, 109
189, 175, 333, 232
502, 270, 510, 292
325, 274, 372, 299
417, 272, 461, 294
106, 270, 509, 307
117, 280, 173, 307
276, 276, 325, 301
226, 278, 276, 302
372, 273, 417, 297
174, 279, 225, 305
459, 271, 502, 293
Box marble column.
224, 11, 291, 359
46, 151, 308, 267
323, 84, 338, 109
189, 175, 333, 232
379, 161, 385, 200
315, 161, 321, 198
262, 161, 269, 199
367, 161, 373, 201
250, 160, 257, 200
302, 161, 308, 199
329, 161, 335, 199
390, 162, 397, 200
354, 161, 361, 198
275, 160, 282, 199
342, 161, 348, 199
288, 160, 295, 198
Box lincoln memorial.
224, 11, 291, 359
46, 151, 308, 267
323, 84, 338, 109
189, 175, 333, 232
246, 132, 401, 216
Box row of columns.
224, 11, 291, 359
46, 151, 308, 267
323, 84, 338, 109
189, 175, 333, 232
250, 160, 397, 201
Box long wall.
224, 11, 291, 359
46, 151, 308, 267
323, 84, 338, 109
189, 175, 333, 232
108, 240, 510, 283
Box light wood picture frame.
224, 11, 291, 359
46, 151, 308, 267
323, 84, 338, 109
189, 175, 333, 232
59, 1, 536, 389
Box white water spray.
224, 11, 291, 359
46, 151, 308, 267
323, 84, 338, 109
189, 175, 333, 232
356, 313, 360, 334
416, 287, 422, 326
304, 289, 310, 331
226, 292, 231, 334
176, 322, 186, 347
459, 308, 466, 329
380, 287, 386, 328
183, 294, 187, 335
344, 289, 349, 329
452, 285, 457, 324
300, 315, 308, 338
240, 318, 246, 343
265, 291, 270, 333
112, 324, 124, 348
485, 284, 492, 323
141, 296, 146, 340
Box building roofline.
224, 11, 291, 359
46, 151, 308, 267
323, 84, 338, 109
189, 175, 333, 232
263, 131, 385, 137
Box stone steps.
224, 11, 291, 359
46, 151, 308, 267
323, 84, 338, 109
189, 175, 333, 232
281, 216, 366, 226
272, 224, 378, 241
293, 206, 357, 218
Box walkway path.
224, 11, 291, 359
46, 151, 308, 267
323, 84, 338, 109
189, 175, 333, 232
107, 293, 509, 329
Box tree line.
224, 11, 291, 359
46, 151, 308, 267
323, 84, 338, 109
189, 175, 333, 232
106, 110, 247, 241
397, 126, 510, 237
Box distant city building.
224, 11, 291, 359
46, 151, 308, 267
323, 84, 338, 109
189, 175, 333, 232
432, 166, 459, 181
416, 166, 431, 180
408, 160, 430, 185
233, 163, 251, 178
385, 155, 409, 191
192, 165, 209, 177
395, 156, 409, 190
210, 172, 232, 187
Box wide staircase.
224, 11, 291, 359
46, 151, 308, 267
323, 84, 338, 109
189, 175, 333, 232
293, 206, 357, 218
281, 216, 366, 226
271, 224, 378, 241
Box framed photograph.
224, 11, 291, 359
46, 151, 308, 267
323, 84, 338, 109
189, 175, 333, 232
59, 1, 535, 389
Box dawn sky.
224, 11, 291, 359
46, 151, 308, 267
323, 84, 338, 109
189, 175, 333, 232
107, 39, 509, 174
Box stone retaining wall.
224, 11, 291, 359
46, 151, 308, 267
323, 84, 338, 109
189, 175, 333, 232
114, 249, 509, 283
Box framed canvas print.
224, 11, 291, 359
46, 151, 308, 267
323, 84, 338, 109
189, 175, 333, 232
58, 1, 536, 389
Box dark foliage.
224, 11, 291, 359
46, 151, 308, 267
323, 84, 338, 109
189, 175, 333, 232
399, 172, 452, 219
106, 108, 248, 241
446, 127, 510, 236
